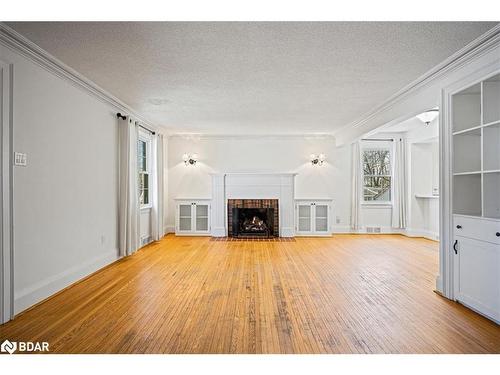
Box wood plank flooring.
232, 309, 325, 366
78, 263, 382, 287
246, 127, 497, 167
1, 234, 499, 353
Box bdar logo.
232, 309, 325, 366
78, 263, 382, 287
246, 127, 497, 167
0, 339, 49, 354
1, 339, 17, 354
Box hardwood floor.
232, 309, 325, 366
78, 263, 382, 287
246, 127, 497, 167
1, 234, 499, 353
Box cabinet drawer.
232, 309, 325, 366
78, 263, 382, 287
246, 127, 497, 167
454, 215, 500, 245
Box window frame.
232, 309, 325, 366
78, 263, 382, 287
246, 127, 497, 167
138, 130, 153, 209
360, 141, 394, 206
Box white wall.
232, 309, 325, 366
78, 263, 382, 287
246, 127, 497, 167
166, 136, 352, 231
1, 45, 121, 313
406, 119, 440, 240
166, 135, 419, 233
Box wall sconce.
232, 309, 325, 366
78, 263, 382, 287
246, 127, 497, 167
310, 153, 326, 166
182, 153, 198, 166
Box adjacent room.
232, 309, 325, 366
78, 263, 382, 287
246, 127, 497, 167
0, 21, 499, 354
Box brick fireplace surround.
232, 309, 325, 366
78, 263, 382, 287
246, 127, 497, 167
227, 199, 279, 237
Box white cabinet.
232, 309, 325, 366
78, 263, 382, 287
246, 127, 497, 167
453, 216, 500, 323
450, 72, 500, 323
455, 237, 499, 322
175, 199, 211, 236
295, 200, 332, 236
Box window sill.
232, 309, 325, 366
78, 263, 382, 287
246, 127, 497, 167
140, 205, 152, 211
361, 202, 393, 208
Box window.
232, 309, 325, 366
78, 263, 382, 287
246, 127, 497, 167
137, 135, 151, 207
362, 146, 392, 202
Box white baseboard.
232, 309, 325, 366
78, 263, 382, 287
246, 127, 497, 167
333, 225, 402, 234
211, 227, 226, 237
435, 275, 443, 294
280, 227, 295, 237
164, 225, 175, 234
332, 225, 352, 233
404, 228, 440, 241
332, 225, 438, 241
14, 249, 119, 315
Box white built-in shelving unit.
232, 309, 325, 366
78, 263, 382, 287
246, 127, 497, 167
452, 73, 500, 219
451, 72, 500, 324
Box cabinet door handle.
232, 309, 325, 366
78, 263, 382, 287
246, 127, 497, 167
453, 240, 458, 255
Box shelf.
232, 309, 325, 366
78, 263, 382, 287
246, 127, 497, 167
453, 127, 481, 174
453, 174, 482, 217
452, 124, 482, 136
483, 74, 500, 125
452, 83, 481, 133
483, 119, 500, 128
453, 171, 482, 176
483, 172, 500, 219
483, 123, 500, 171
415, 195, 439, 199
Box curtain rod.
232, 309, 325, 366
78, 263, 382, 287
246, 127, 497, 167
116, 113, 156, 135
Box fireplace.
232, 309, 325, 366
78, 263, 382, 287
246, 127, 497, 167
232, 208, 274, 237
227, 199, 279, 238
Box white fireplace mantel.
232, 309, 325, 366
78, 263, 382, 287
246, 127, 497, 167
210, 173, 297, 237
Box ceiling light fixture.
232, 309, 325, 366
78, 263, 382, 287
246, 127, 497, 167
416, 109, 439, 125
182, 153, 198, 166
310, 153, 326, 166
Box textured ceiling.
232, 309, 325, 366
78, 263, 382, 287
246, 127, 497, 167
7, 22, 498, 134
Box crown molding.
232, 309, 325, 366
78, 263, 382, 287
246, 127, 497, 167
334, 23, 500, 137
0, 22, 160, 132
167, 133, 335, 141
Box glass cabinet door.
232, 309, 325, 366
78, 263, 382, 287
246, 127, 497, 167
178, 204, 192, 231
195, 204, 209, 232
297, 204, 312, 232
314, 204, 329, 232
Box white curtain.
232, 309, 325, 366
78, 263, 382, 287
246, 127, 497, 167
392, 137, 408, 228
350, 141, 362, 231
151, 133, 165, 241
118, 115, 140, 256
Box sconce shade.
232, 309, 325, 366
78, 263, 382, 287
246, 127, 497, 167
416, 109, 439, 125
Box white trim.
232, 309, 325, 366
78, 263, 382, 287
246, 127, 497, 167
360, 142, 394, 205
138, 130, 153, 209
168, 134, 335, 140
0, 59, 13, 323
0, 23, 160, 134
334, 25, 500, 139
14, 249, 119, 315
404, 228, 440, 241
333, 225, 439, 241
164, 225, 175, 234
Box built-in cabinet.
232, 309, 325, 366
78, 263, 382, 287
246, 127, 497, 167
175, 199, 211, 235
451, 72, 500, 323
295, 199, 333, 236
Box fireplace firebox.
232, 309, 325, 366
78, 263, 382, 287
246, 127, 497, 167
227, 199, 279, 238
232, 208, 274, 238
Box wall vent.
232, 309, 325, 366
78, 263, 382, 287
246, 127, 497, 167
366, 227, 381, 233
